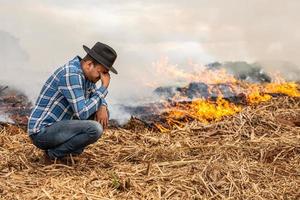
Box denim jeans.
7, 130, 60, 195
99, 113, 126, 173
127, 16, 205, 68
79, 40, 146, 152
30, 119, 103, 159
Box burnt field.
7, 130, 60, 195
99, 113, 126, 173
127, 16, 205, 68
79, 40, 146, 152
0, 65, 300, 199
0, 95, 299, 199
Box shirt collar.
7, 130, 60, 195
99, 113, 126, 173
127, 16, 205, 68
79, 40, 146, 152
69, 56, 84, 77
71, 56, 96, 87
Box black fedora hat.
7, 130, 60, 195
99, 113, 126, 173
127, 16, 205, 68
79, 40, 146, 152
83, 42, 118, 74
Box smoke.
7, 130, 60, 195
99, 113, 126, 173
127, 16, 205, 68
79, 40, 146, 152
0, 30, 33, 95
0, 0, 299, 122
255, 60, 300, 81
0, 112, 14, 123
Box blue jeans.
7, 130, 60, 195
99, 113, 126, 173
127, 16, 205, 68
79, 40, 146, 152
30, 119, 103, 159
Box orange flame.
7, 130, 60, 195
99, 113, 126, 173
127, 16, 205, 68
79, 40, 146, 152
167, 98, 241, 123
265, 82, 300, 97
150, 61, 299, 132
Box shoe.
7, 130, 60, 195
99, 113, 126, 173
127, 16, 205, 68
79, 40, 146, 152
62, 154, 80, 165
43, 150, 54, 165
44, 150, 81, 165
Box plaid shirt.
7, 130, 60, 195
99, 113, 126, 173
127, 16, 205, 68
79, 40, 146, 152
28, 56, 108, 135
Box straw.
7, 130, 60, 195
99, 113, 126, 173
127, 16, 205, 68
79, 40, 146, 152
0, 96, 299, 199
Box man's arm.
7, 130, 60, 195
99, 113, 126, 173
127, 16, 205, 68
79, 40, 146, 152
95, 105, 109, 128
92, 85, 109, 128
100, 98, 107, 107
88, 87, 109, 128
58, 73, 108, 120
92, 83, 108, 107
94, 72, 110, 128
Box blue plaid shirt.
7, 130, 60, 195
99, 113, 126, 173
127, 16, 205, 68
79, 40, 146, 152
28, 56, 108, 135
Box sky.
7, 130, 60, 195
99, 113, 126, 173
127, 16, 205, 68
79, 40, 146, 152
0, 0, 299, 115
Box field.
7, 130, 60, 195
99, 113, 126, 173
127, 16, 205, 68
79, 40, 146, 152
0, 96, 299, 199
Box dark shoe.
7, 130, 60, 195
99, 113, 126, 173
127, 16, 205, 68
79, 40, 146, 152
42, 150, 54, 165
56, 154, 79, 165
44, 149, 82, 165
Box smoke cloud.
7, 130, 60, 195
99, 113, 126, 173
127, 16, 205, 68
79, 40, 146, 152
0, 0, 299, 120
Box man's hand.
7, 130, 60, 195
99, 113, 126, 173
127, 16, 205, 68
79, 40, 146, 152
101, 72, 110, 88
95, 105, 109, 129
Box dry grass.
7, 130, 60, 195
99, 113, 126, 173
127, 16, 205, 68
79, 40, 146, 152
0, 96, 299, 199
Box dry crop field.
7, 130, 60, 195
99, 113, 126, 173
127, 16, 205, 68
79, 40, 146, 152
0, 96, 299, 199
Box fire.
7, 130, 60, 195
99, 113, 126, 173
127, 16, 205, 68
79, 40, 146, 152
245, 82, 300, 104
168, 98, 241, 123
265, 82, 300, 97
247, 84, 272, 104
151, 65, 300, 132
155, 97, 242, 132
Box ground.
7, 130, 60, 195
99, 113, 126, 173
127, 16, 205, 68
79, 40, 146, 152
0, 96, 299, 199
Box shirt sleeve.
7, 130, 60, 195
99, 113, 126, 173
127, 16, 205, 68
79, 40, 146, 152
101, 98, 108, 107
58, 73, 108, 120
91, 84, 108, 107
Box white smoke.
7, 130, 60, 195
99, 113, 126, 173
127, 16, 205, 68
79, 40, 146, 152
0, 111, 14, 123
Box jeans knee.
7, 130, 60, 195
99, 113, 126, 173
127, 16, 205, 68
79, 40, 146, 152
87, 121, 103, 141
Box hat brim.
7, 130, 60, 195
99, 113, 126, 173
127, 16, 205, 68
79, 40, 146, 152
83, 45, 118, 74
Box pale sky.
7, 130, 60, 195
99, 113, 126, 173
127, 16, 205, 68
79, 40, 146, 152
0, 0, 299, 109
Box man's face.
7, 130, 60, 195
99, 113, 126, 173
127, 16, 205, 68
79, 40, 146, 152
85, 61, 109, 83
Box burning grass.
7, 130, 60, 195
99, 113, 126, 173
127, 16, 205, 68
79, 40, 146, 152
152, 81, 300, 132
0, 96, 299, 199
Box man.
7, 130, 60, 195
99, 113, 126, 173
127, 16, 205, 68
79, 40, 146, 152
27, 42, 118, 161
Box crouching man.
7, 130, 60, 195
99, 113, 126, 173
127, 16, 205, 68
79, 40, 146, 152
27, 42, 118, 161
